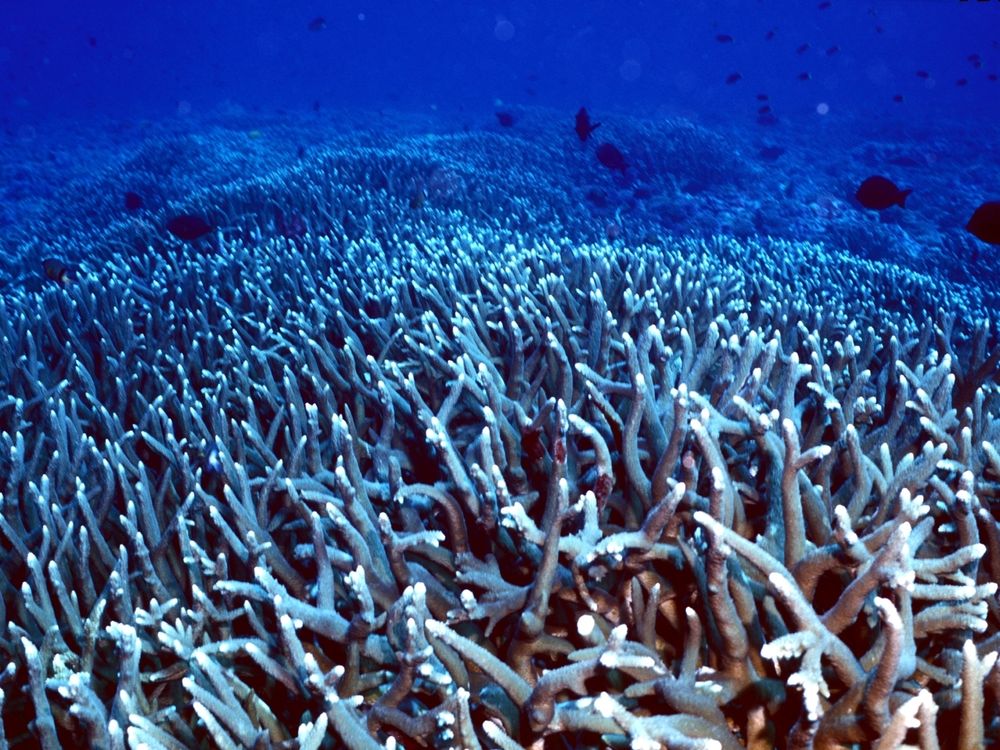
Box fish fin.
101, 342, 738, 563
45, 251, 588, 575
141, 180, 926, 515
897, 188, 912, 208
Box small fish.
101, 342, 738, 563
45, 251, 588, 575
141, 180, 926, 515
968, 53, 982, 68
725, 72, 743, 84
87, 36, 97, 48
967, 201, 1000, 245
826, 45, 840, 56
797, 72, 812, 81
758, 145, 785, 162
765, 29, 776, 41
758, 105, 772, 114
875, 25, 885, 34
989, 73, 999, 82
166, 214, 213, 241
855, 176, 911, 210
308, 16, 327, 32
915, 70, 930, 79
574, 107, 601, 142
818, 1, 831, 8
756, 93, 769, 101
495, 111, 515, 127
956, 78, 968, 87
716, 34, 734, 43
124, 191, 143, 211
596, 142, 627, 173
796, 43, 810, 54
43, 258, 73, 284
893, 94, 904, 103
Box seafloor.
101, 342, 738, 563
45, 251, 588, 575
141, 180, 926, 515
0, 107, 998, 749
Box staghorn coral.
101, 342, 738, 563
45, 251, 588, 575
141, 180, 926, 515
0, 130, 998, 750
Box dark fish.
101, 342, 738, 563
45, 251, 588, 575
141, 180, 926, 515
496, 111, 515, 127
796, 43, 810, 54
308, 16, 327, 32
166, 214, 213, 241
43, 258, 73, 284
124, 191, 143, 211
716, 34, 734, 43
758, 145, 785, 161
725, 72, 742, 84
826, 45, 840, 56
87, 36, 97, 48
989, 73, 999, 82
875, 25, 884, 33
967, 202, 1000, 246
916, 70, 930, 79
574, 107, 601, 142
797, 72, 812, 81
596, 143, 627, 173
818, 1, 831, 8
855, 176, 911, 210
757, 93, 769, 101
765, 29, 776, 40
956, 78, 968, 87
758, 105, 772, 114
893, 94, 904, 103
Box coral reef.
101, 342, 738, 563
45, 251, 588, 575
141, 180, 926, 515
0, 117, 999, 749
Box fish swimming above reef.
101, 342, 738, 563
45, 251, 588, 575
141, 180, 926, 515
855, 176, 911, 210
308, 16, 327, 32
596, 143, 627, 173
725, 72, 742, 84
575, 107, 600, 141
166, 214, 213, 241
42, 258, 74, 284
966, 201, 1000, 245
125, 191, 143, 211
716, 34, 734, 43
495, 111, 515, 127
758, 145, 786, 162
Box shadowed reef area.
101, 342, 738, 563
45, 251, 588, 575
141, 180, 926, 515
0, 109, 998, 749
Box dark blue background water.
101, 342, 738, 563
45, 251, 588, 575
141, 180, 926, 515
3, 1, 998, 124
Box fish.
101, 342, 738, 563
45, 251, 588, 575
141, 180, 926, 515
596, 143, 627, 173
818, 1, 831, 8
826, 45, 840, 56
855, 176, 911, 210
574, 107, 600, 141
989, 73, 999, 82
166, 214, 213, 241
725, 72, 743, 84
42, 258, 73, 284
758, 105, 772, 114
758, 145, 786, 162
756, 93, 769, 101
495, 111, 515, 127
893, 94, 904, 103
125, 191, 143, 211
967, 201, 1000, 245
765, 29, 776, 41
797, 72, 812, 81
308, 16, 327, 32
956, 78, 969, 87
87, 36, 97, 48
796, 43, 810, 54
716, 34, 734, 43
916, 70, 930, 79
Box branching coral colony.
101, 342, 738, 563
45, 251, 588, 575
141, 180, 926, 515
1, 146, 999, 750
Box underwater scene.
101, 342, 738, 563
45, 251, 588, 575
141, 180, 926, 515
2, 1, 1000, 748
